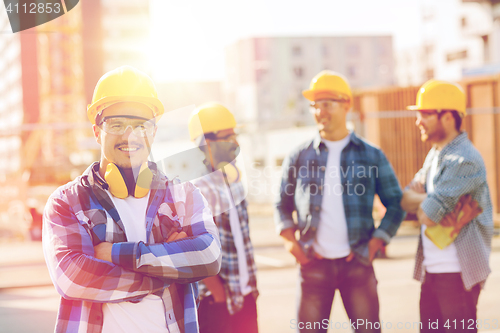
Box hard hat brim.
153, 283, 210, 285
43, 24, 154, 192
87, 96, 165, 124
302, 89, 350, 102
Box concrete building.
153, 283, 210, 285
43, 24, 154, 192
219, 36, 393, 202
396, 0, 494, 85
0, 6, 87, 238
81, 0, 151, 104
0, 11, 23, 178
224, 36, 394, 132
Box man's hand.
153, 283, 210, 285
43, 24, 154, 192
368, 238, 385, 262
280, 228, 311, 265
409, 180, 425, 193
166, 231, 188, 242
284, 239, 311, 265
417, 204, 437, 227
203, 275, 226, 303
94, 242, 113, 263
440, 194, 482, 237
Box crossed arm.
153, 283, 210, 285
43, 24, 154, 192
43, 185, 221, 303
401, 159, 484, 228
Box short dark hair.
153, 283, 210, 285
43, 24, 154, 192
437, 110, 462, 131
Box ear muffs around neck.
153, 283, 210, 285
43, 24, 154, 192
105, 163, 153, 199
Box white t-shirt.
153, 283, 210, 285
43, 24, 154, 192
313, 135, 351, 259
228, 194, 252, 295
102, 191, 169, 333
421, 151, 461, 273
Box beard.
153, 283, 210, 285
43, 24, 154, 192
420, 125, 446, 143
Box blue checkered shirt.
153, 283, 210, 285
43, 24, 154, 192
412, 132, 493, 290
275, 132, 406, 264
43, 162, 221, 333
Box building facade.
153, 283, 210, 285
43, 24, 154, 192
224, 36, 394, 132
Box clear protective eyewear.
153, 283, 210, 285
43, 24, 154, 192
309, 99, 347, 114
98, 116, 156, 137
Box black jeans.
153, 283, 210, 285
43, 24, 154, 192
420, 273, 480, 333
198, 293, 258, 333
297, 257, 380, 333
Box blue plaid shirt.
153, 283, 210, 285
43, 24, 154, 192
275, 132, 406, 264
412, 132, 493, 290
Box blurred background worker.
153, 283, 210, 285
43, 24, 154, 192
189, 103, 259, 333
275, 70, 405, 333
401, 80, 493, 333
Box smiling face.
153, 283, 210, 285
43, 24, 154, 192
93, 102, 156, 175
310, 99, 350, 138
415, 110, 446, 143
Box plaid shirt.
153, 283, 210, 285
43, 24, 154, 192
412, 132, 493, 290
193, 170, 258, 315
275, 132, 405, 264
42, 162, 221, 333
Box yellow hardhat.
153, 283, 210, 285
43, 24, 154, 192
302, 70, 352, 102
188, 102, 237, 141
407, 80, 466, 116
87, 66, 165, 124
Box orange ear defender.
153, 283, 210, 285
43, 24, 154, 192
105, 162, 153, 199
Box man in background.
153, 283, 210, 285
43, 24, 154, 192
401, 79, 493, 333
189, 102, 259, 333
275, 70, 405, 333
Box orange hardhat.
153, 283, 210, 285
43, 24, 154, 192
87, 66, 164, 124
302, 70, 352, 102
407, 80, 466, 117
188, 102, 237, 141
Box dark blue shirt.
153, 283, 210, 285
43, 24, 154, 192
274, 132, 406, 264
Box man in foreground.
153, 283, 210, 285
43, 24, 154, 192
401, 79, 493, 333
275, 70, 405, 333
43, 66, 221, 333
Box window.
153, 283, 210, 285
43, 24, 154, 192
293, 67, 303, 77
254, 159, 265, 168
348, 66, 357, 78
425, 68, 434, 80
446, 50, 467, 62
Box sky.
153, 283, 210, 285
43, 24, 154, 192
149, 0, 424, 82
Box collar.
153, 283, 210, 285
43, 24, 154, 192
313, 131, 362, 151
438, 131, 468, 156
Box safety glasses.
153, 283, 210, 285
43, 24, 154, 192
98, 116, 156, 137
309, 99, 347, 114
